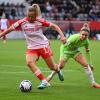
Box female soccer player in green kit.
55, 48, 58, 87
47, 23, 100, 88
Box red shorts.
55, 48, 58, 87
27, 47, 53, 59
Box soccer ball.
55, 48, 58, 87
19, 80, 32, 92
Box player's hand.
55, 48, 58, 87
60, 36, 66, 44
89, 64, 94, 71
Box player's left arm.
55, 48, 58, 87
50, 23, 66, 44
37, 18, 66, 44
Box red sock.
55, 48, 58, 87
34, 69, 46, 80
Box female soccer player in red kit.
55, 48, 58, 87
0, 4, 66, 89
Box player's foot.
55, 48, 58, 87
92, 83, 100, 88
37, 80, 50, 89
57, 70, 64, 81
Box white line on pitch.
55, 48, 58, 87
0, 64, 80, 74
0, 64, 51, 70
0, 70, 78, 74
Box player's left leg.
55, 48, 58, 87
46, 45, 70, 82
46, 58, 67, 82
74, 53, 100, 88
41, 47, 64, 81
44, 55, 64, 79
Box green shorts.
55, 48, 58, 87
60, 45, 81, 61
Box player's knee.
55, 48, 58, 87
49, 64, 57, 71
50, 65, 56, 70
58, 63, 64, 69
26, 60, 34, 67
60, 65, 64, 69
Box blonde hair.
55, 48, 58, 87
32, 4, 42, 18
81, 23, 90, 32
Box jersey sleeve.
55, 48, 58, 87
37, 18, 51, 27
12, 19, 24, 30
67, 35, 77, 45
12, 21, 21, 29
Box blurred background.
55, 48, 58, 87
0, 0, 100, 40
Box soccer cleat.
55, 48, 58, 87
37, 80, 50, 89
57, 70, 64, 81
92, 83, 100, 88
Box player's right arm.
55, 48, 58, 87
0, 26, 14, 38
0, 18, 24, 38
60, 44, 65, 58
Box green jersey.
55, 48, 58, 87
64, 33, 89, 51
60, 33, 92, 65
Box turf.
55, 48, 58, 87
0, 39, 100, 100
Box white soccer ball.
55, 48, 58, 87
19, 80, 32, 92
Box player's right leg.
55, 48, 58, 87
26, 50, 50, 89
75, 53, 100, 88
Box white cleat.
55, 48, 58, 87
37, 80, 50, 89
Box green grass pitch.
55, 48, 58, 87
0, 39, 100, 100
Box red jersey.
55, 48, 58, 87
12, 17, 52, 49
